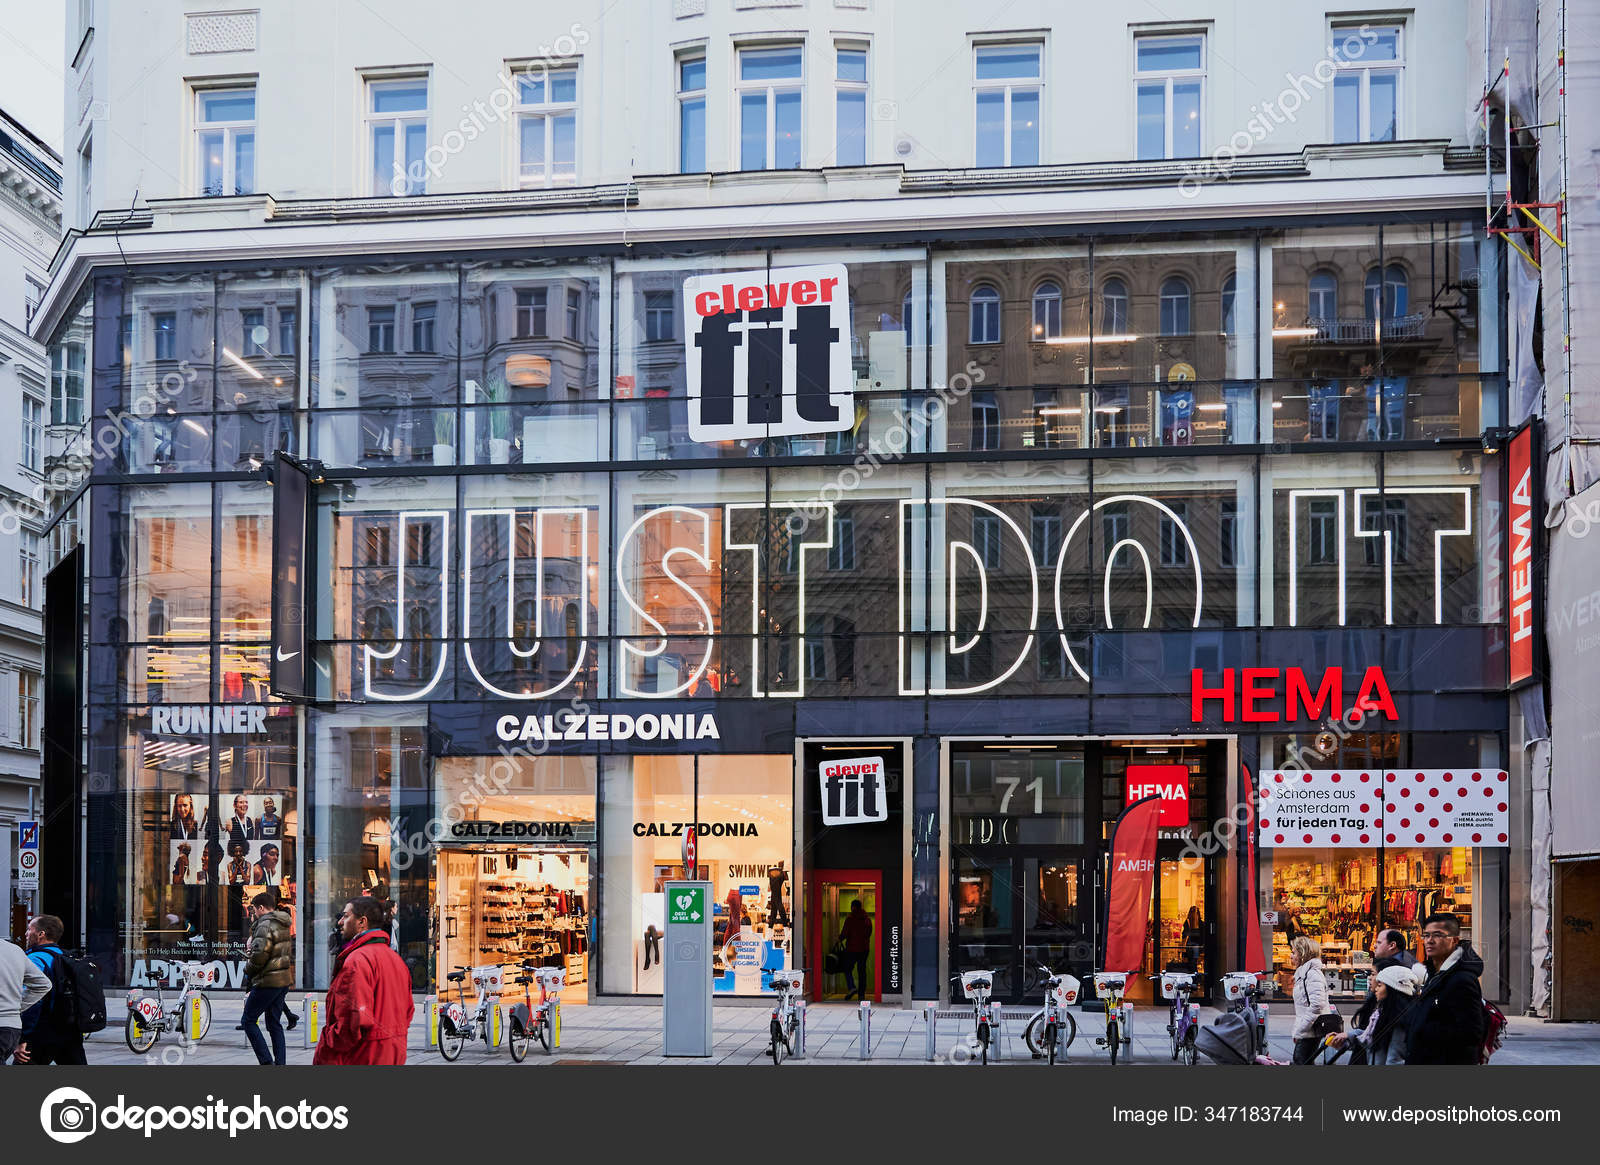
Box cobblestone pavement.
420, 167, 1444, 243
71, 999, 1600, 1067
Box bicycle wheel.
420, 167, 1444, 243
508, 1018, 529, 1062
977, 1020, 989, 1065
1045, 1021, 1058, 1066
1022, 1012, 1045, 1058
1183, 1026, 1198, 1066
192, 994, 212, 1042
1107, 1017, 1120, 1066
1170, 1012, 1180, 1061
1058, 1011, 1077, 1049
125, 1011, 158, 1054
769, 1017, 786, 1066
438, 1018, 465, 1061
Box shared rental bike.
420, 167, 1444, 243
124, 961, 215, 1053
438, 963, 507, 1061
766, 969, 805, 1065
1155, 971, 1201, 1066
955, 970, 999, 1065
1218, 970, 1272, 1058
1021, 965, 1080, 1065
508, 963, 564, 1062
1092, 972, 1134, 1065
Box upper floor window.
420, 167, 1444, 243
1364, 264, 1408, 321
241, 308, 267, 356
974, 43, 1041, 167
1031, 281, 1062, 340
739, 46, 803, 170
835, 47, 868, 165
19, 531, 40, 609
278, 307, 298, 356
1159, 276, 1191, 335
566, 289, 582, 339
411, 302, 436, 353
196, 86, 256, 196
516, 288, 547, 338
1135, 33, 1204, 160
24, 277, 44, 327
153, 312, 177, 360
828, 515, 857, 571
1309, 270, 1338, 320
1362, 495, 1409, 565
50, 344, 84, 426
1159, 502, 1190, 567
77, 134, 92, 229
1333, 23, 1402, 142
644, 291, 674, 342
973, 514, 1003, 569
17, 671, 39, 749
971, 391, 999, 450
1101, 277, 1129, 334
367, 78, 428, 197
367, 305, 396, 353
1307, 497, 1339, 564
517, 67, 577, 187
678, 55, 706, 172
22, 397, 43, 472
1220, 272, 1237, 334
969, 284, 1001, 344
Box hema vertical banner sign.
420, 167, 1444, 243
1508, 423, 1536, 686
684, 264, 853, 442
269, 452, 313, 700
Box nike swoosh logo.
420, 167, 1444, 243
275, 647, 300, 662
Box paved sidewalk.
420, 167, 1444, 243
69, 998, 1600, 1067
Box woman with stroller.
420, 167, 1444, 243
1289, 936, 1336, 1064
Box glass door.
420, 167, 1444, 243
811, 871, 882, 1002
954, 854, 1090, 1004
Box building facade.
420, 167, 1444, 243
34, 0, 1532, 1008
0, 107, 59, 940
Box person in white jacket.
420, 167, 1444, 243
0, 940, 52, 1064
1289, 936, 1334, 1065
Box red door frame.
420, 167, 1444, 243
810, 869, 883, 1003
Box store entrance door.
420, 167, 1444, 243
436, 845, 592, 1001
1155, 851, 1211, 989
953, 854, 1090, 1005
811, 871, 882, 1003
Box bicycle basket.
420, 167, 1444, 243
1049, 974, 1081, 1007
533, 966, 565, 992
1219, 971, 1257, 1001
181, 962, 216, 988
471, 965, 505, 997
958, 970, 993, 999
1160, 971, 1195, 1000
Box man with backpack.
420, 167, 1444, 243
1403, 912, 1492, 1065
16, 915, 89, 1065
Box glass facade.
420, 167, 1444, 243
53, 222, 1514, 1001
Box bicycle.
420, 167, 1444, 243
507, 963, 563, 1062
766, 969, 804, 1065
437, 963, 506, 1061
1091, 972, 1133, 1065
1155, 971, 1201, 1066
1218, 971, 1272, 1058
1021, 965, 1080, 1065
954, 970, 999, 1065
124, 961, 215, 1054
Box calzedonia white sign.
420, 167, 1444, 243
496, 711, 721, 743
819, 756, 888, 825
684, 264, 853, 442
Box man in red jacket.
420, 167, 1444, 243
313, 897, 415, 1065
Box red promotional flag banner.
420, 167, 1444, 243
1103, 794, 1162, 974
1242, 763, 1266, 974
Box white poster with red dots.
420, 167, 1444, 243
1259, 769, 1509, 848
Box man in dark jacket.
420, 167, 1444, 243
242, 892, 294, 1065
1403, 912, 1486, 1065
15, 915, 86, 1065
1338, 928, 1411, 1064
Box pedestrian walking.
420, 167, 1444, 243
313, 897, 414, 1065
15, 915, 87, 1065
1341, 928, 1411, 1064
0, 939, 52, 1064
1403, 912, 1487, 1065
839, 898, 873, 1001
241, 891, 295, 1065
1289, 936, 1335, 1065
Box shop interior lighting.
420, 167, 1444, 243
222, 347, 265, 379
1271, 326, 1320, 338
1044, 334, 1140, 345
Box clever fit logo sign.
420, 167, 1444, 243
39, 1086, 349, 1143
819, 756, 887, 826
684, 264, 853, 442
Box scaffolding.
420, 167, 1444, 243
1481, 31, 1568, 273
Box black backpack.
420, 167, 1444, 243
42, 949, 108, 1034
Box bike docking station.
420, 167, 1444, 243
663, 879, 713, 1057
302, 994, 321, 1049
858, 999, 871, 1060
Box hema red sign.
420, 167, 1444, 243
1189, 666, 1398, 723
1125, 764, 1190, 827
684, 264, 853, 442
1508, 426, 1536, 685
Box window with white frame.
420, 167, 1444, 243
1159, 276, 1191, 335
644, 291, 674, 342
51, 343, 84, 426
1309, 270, 1338, 320
678, 55, 706, 172
367, 306, 396, 353
1031, 281, 1061, 340
1221, 272, 1237, 334
367, 78, 428, 197
738, 45, 803, 170
1135, 33, 1204, 160
836, 46, 868, 165
278, 306, 298, 355
19, 530, 40, 608
241, 308, 267, 356
969, 284, 1001, 344
516, 67, 577, 186
566, 289, 581, 339
78, 133, 91, 228
411, 302, 436, 353
1333, 23, 1402, 142
196, 86, 256, 196
153, 312, 177, 360
24, 277, 44, 327
974, 43, 1041, 167
973, 514, 1003, 569
22, 397, 43, 471
18, 671, 39, 749
1101, 277, 1129, 334
1159, 501, 1190, 566
516, 288, 547, 338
